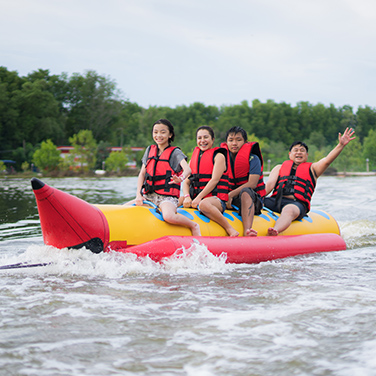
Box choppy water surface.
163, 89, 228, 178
0, 176, 375, 376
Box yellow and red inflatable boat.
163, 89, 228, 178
31, 178, 346, 263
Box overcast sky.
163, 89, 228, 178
1, 0, 375, 110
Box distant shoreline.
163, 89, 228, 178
334, 171, 376, 177
1, 171, 375, 179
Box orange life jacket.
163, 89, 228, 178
221, 142, 266, 198
143, 145, 182, 198
189, 147, 229, 201
271, 160, 316, 211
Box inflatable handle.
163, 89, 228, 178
130, 200, 158, 209
142, 200, 158, 209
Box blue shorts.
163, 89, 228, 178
216, 197, 227, 213
264, 197, 307, 220
198, 196, 226, 213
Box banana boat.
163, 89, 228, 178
31, 178, 346, 263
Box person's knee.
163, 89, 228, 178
240, 188, 255, 202
199, 199, 210, 212
240, 191, 251, 201
281, 205, 300, 219
162, 211, 174, 222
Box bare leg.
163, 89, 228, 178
199, 197, 239, 237
159, 201, 201, 236
267, 204, 300, 236
240, 191, 257, 237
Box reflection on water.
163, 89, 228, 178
0, 176, 138, 241
0, 179, 38, 224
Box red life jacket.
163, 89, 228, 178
220, 142, 266, 198
189, 147, 229, 201
143, 145, 182, 198
271, 160, 316, 211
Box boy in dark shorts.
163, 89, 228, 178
221, 127, 266, 236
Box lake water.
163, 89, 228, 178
0, 176, 375, 376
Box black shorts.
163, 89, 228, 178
264, 197, 307, 220
232, 187, 263, 216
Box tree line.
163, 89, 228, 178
1, 66, 376, 174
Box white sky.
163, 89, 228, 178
1, 0, 376, 109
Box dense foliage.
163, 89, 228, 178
1, 66, 375, 173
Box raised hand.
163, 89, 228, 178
339, 127, 356, 146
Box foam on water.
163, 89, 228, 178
2, 215, 374, 277
0, 240, 235, 278
340, 219, 376, 249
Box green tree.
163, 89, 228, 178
13, 80, 63, 145
339, 105, 356, 132
105, 149, 129, 173
32, 139, 61, 171
26, 69, 68, 143
356, 106, 376, 142
112, 101, 143, 146
250, 99, 274, 140
96, 140, 112, 170
267, 102, 292, 145
295, 101, 313, 140
331, 137, 363, 172
0, 67, 24, 153
248, 133, 265, 149
12, 142, 36, 170
363, 129, 376, 171
307, 131, 326, 149
69, 129, 97, 172
21, 161, 30, 172
261, 140, 287, 167
65, 71, 122, 141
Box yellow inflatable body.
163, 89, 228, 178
31, 178, 346, 263
31, 177, 342, 257
97, 204, 341, 246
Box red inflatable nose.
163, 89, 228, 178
31, 178, 109, 253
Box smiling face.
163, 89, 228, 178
226, 132, 246, 155
152, 123, 171, 149
196, 129, 214, 151
289, 144, 308, 165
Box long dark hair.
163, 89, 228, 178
152, 119, 175, 144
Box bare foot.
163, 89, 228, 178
245, 228, 257, 237
228, 228, 239, 237
267, 227, 279, 236
191, 223, 201, 237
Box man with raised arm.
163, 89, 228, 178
264, 127, 356, 236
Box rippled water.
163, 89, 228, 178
0, 176, 375, 376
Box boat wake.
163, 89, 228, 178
340, 219, 376, 249
2, 219, 373, 276
0, 241, 235, 277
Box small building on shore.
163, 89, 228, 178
57, 146, 145, 169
